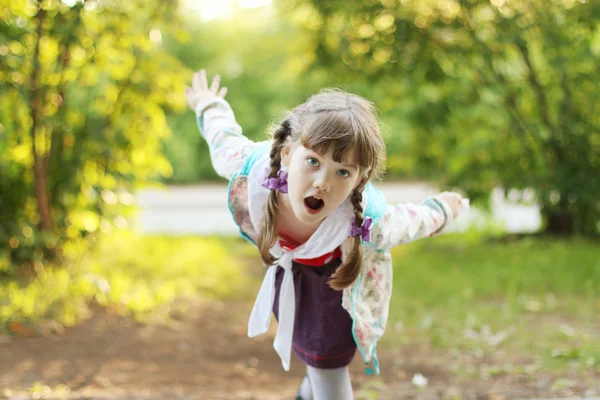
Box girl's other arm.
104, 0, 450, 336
185, 69, 257, 180
370, 191, 466, 250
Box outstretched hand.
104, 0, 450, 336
185, 69, 228, 111
437, 191, 469, 218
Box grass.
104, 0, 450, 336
0, 231, 257, 333
385, 232, 600, 373
1, 230, 598, 375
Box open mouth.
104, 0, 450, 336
304, 196, 325, 214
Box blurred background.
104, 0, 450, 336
0, 0, 599, 398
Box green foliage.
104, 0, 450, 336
293, 0, 600, 236
0, 231, 251, 333
83, 231, 251, 313
0, 0, 190, 270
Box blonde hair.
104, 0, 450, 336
257, 89, 386, 290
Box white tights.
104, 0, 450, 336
296, 365, 353, 400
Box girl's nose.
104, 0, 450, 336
313, 172, 331, 192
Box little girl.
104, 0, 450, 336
185, 70, 467, 399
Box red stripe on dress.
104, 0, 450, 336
279, 236, 342, 266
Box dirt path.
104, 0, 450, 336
1, 300, 598, 400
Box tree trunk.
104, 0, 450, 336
543, 198, 575, 235
30, 8, 56, 257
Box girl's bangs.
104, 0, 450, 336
299, 113, 377, 170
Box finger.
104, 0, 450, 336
192, 73, 199, 91
192, 70, 204, 92
209, 74, 221, 93
185, 86, 193, 102
185, 87, 195, 108
217, 86, 228, 98
199, 69, 208, 91
193, 69, 207, 91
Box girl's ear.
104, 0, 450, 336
280, 138, 293, 167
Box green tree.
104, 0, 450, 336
0, 0, 188, 272
292, 0, 600, 236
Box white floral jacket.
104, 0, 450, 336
194, 98, 454, 375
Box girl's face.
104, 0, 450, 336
280, 142, 363, 226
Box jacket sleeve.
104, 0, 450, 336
368, 197, 454, 250
195, 98, 259, 180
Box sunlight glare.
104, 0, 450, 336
182, 0, 272, 21
238, 0, 272, 8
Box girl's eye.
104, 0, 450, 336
307, 157, 319, 167
337, 169, 350, 178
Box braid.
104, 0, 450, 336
350, 188, 364, 227
329, 187, 365, 290
258, 120, 292, 266
267, 120, 290, 179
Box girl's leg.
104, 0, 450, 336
305, 365, 353, 400
295, 373, 313, 400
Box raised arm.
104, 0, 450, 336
368, 192, 465, 250
185, 69, 258, 180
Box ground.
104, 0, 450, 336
1, 299, 598, 400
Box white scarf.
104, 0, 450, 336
246, 155, 354, 371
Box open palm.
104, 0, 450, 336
185, 69, 228, 111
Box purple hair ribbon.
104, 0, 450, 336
262, 168, 288, 193
350, 216, 373, 242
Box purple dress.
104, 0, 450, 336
272, 258, 357, 369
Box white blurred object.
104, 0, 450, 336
412, 373, 428, 388
461, 198, 470, 209
134, 184, 542, 235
